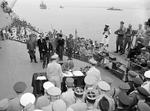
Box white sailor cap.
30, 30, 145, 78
67, 107, 74, 111
36, 96, 49, 109
43, 81, 54, 90
33, 109, 43, 111
20, 93, 36, 107
51, 53, 58, 59
97, 81, 110, 91
47, 87, 61, 96
52, 99, 66, 111
144, 70, 150, 79
89, 58, 97, 65
0, 98, 9, 110
84, 76, 97, 86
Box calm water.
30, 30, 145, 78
12, 1, 150, 51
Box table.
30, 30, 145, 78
61, 71, 86, 92
31, 72, 48, 96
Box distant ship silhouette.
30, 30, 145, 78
107, 7, 122, 11
60, 5, 64, 9
40, 2, 47, 9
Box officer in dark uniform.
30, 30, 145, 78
114, 21, 126, 54
42, 37, 53, 68
37, 34, 45, 61
56, 34, 65, 61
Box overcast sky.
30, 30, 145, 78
5, 0, 150, 9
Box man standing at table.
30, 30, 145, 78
47, 53, 63, 88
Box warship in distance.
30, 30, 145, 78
40, 1, 47, 9
107, 7, 122, 11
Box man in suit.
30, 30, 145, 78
26, 34, 38, 63
43, 37, 53, 68
37, 34, 45, 61
56, 34, 65, 61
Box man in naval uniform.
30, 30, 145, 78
61, 78, 75, 108
41, 87, 62, 111
68, 87, 87, 111
7, 82, 27, 111
0, 98, 9, 111
47, 53, 63, 88
86, 58, 101, 82
114, 21, 126, 54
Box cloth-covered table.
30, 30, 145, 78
61, 71, 85, 92
32, 72, 48, 97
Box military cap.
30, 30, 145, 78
13, 81, 27, 93
137, 87, 150, 97
147, 61, 150, 67
0, 98, 9, 110
67, 107, 74, 111
43, 81, 54, 90
97, 81, 110, 91
144, 70, 150, 79
24, 103, 35, 111
128, 71, 138, 78
86, 90, 97, 103
51, 53, 58, 59
52, 99, 67, 111
20, 93, 36, 107
36, 96, 49, 109
74, 87, 84, 98
89, 58, 97, 65
47, 87, 61, 96
84, 76, 97, 86
133, 77, 143, 87
137, 101, 150, 111
66, 78, 74, 87
118, 92, 131, 106
120, 21, 124, 24
105, 24, 109, 27
99, 96, 109, 111
119, 83, 130, 90
33, 109, 43, 111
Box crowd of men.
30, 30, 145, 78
1, 54, 150, 111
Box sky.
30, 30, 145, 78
5, 0, 150, 9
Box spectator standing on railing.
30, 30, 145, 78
135, 24, 144, 46
114, 21, 126, 54
143, 18, 150, 46
101, 24, 111, 48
